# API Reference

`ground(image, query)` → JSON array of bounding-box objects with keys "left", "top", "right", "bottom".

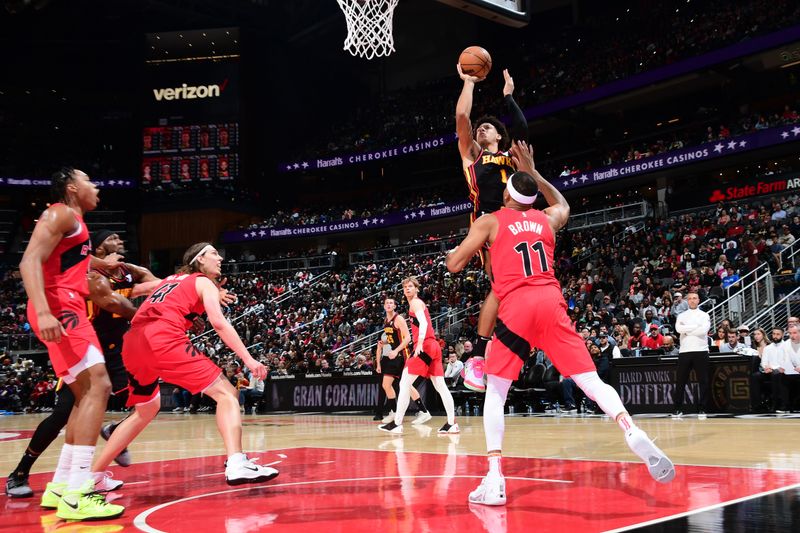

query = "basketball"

[{"left": 459, "top": 45, "right": 492, "bottom": 79}]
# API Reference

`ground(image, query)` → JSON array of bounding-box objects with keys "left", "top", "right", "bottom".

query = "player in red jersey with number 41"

[
  {"left": 93, "top": 242, "right": 279, "bottom": 486},
  {"left": 446, "top": 141, "right": 674, "bottom": 506}
]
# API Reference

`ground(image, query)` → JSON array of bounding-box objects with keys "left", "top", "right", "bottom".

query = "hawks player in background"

[
  {"left": 446, "top": 142, "right": 674, "bottom": 506},
  {"left": 18, "top": 167, "right": 125, "bottom": 520},
  {"left": 456, "top": 65, "right": 528, "bottom": 360},
  {"left": 375, "top": 297, "right": 430, "bottom": 425},
  {"left": 379, "top": 277, "right": 458, "bottom": 435},
  {"left": 92, "top": 242, "right": 278, "bottom": 486}
]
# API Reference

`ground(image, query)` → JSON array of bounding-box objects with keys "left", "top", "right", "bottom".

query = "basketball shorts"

[
  {"left": 488, "top": 285, "right": 596, "bottom": 381},
  {"left": 101, "top": 343, "right": 130, "bottom": 396},
  {"left": 27, "top": 291, "right": 104, "bottom": 382},
  {"left": 380, "top": 354, "right": 406, "bottom": 378},
  {"left": 122, "top": 324, "right": 221, "bottom": 406},
  {"left": 405, "top": 339, "right": 444, "bottom": 378}
]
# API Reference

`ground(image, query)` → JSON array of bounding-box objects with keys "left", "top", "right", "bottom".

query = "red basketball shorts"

[
  {"left": 405, "top": 338, "right": 444, "bottom": 378},
  {"left": 27, "top": 290, "right": 102, "bottom": 381},
  {"left": 122, "top": 324, "right": 222, "bottom": 406},
  {"left": 488, "top": 285, "right": 595, "bottom": 380}
]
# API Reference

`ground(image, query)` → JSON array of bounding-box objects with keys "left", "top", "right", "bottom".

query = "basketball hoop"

[{"left": 336, "top": 0, "right": 399, "bottom": 60}]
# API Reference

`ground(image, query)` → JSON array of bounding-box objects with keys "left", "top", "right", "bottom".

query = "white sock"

[
  {"left": 431, "top": 376, "right": 456, "bottom": 425},
  {"left": 52, "top": 444, "right": 74, "bottom": 484},
  {"left": 488, "top": 454, "right": 502, "bottom": 477},
  {"left": 484, "top": 375, "right": 512, "bottom": 451},
  {"left": 67, "top": 445, "right": 95, "bottom": 490},
  {"left": 227, "top": 452, "right": 247, "bottom": 466}
]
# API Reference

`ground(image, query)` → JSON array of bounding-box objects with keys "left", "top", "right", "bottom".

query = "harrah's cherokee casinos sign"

[{"left": 708, "top": 175, "right": 800, "bottom": 203}]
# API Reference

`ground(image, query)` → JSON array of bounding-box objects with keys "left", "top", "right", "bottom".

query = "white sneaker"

[
  {"left": 378, "top": 421, "right": 403, "bottom": 434},
  {"left": 225, "top": 456, "right": 280, "bottom": 486},
  {"left": 468, "top": 474, "right": 506, "bottom": 506},
  {"left": 92, "top": 471, "right": 124, "bottom": 492},
  {"left": 183, "top": 407, "right": 190, "bottom": 412},
  {"left": 381, "top": 411, "right": 396, "bottom": 424},
  {"left": 172, "top": 406, "right": 183, "bottom": 412},
  {"left": 411, "top": 411, "right": 432, "bottom": 425},
  {"left": 438, "top": 422, "right": 460, "bottom": 434},
  {"left": 625, "top": 427, "right": 676, "bottom": 483}
]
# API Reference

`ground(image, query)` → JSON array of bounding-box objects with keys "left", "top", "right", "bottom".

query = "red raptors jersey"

[
  {"left": 41, "top": 204, "right": 92, "bottom": 296},
  {"left": 489, "top": 207, "right": 559, "bottom": 300},
  {"left": 409, "top": 302, "right": 436, "bottom": 344},
  {"left": 131, "top": 273, "right": 206, "bottom": 334}
]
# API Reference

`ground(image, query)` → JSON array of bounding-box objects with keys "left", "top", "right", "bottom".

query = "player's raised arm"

[
  {"left": 502, "top": 69, "right": 528, "bottom": 143},
  {"left": 19, "top": 204, "right": 77, "bottom": 343},
  {"left": 197, "top": 275, "right": 266, "bottom": 380},
  {"left": 446, "top": 214, "right": 496, "bottom": 273},
  {"left": 456, "top": 64, "right": 484, "bottom": 164},
  {"left": 510, "top": 140, "right": 569, "bottom": 232}
]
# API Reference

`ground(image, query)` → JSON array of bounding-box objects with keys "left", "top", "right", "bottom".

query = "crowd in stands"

[{"left": 294, "top": 0, "right": 800, "bottom": 161}]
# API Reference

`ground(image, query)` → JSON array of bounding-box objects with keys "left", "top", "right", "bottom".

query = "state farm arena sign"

[{"left": 708, "top": 175, "right": 800, "bottom": 203}]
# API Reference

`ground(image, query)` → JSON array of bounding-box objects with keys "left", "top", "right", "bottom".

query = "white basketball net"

[{"left": 336, "top": 0, "right": 399, "bottom": 60}]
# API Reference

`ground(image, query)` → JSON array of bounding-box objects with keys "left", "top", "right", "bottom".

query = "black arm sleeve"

[{"left": 504, "top": 94, "right": 528, "bottom": 142}]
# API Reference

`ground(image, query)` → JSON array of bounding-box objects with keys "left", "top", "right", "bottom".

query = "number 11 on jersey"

[{"left": 514, "top": 241, "right": 548, "bottom": 277}]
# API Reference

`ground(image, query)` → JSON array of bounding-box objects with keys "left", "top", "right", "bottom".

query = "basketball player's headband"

[
  {"left": 189, "top": 244, "right": 215, "bottom": 265},
  {"left": 507, "top": 174, "right": 537, "bottom": 204}
]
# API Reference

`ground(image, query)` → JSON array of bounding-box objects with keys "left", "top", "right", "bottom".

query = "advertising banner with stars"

[
  {"left": 0, "top": 177, "right": 135, "bottom": 188},
  {"left": 222, "top": 201, "right": 473, "bottom": 243},
  {"left": 557, "top": 124, "right": 800, "bottom": 191}
]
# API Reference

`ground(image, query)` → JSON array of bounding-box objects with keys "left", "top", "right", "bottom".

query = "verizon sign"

[{"left": 152, "top": 80, "right": 228, "bottom": 101}]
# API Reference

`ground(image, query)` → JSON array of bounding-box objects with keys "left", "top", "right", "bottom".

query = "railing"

[
  {"left": 349, "top": 234, "right": 466, "bottom": 265},
  {"left": 223, "top": 255, "right": 335, "bottom": 273},
  {"left": 0, "top": 334, "right": 43, "bottom": 352},
  {"left": 700, "top": 264, "right": 774, "bottom": 328},
  {"left": 780, "top": 238, "right": 800, "bottom": 271},
  {"left": 745, "top": 283, "right": 800, "bottom": 332},
  {"left": 567, "top": 201, "right": 651, "bottom": 232}
]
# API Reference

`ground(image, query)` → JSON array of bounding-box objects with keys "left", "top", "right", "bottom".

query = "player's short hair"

[
  {"left": 180, "top": 241, "right": 213, "bottom": 274},
  {"left": 509, "top": 172, "right": 538, "bottom": 197},
  {"left": 473, "top": 116, "right": 510, "bottom": 151},
  {"left": 402, "top": 276, "right": 420, "bottom": 289},
  {"left": 51, "top": 166, "right": 76, "bottom": 203}
]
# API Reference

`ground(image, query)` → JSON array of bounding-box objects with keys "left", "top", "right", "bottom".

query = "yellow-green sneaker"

[
  {"left": 40, "top": 481, "right": 67, "bottom": 509},
  {"left": 56, "top": 480, "right": 124, "bottom": 521}
]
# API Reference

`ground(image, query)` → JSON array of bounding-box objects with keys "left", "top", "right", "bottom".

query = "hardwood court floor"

[{"left": 2, "top": 412, "right": 800, "bottom": 532}]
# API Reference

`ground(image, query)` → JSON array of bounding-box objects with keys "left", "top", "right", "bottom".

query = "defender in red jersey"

[
  {"left": 447, "top": 142, "right": 675, "bottom": 506},
  {"left": 378, "top": 277, "right": 458, "bottom": 435},
  {"left": 19, "top": 167, "right": 124, "bottom": 520},
  {"left": 456, "top": 65, "right": 529, "bottom": 363},
  {"left": 94, "top": 242, "right": 279, "bottom": 487}
]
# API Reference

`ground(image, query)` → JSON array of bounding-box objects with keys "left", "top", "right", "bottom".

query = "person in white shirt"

[
  {"left": 750, "top": 328, "right": 785, "bottom": 412},
  {"left": 775, "top": 324, "right": 800, "bottom": 413},
  {"left": 444, "top": 352, "right": 464, "bottom": 384},
  {"left": 672, "top": 291, "right": 711, "bottom": 417}
]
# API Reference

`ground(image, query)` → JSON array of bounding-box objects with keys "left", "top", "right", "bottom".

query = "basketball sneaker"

[
  {"left": 5, "top": 472, "right": 33, "bottom": 498},
  {"left": 381, "top": 410, "right": 396, "bottom": 424},
  {"left": 40, "top": 481, "right": 67, "bottom": 509},
  {"left": 225, "top": 456, "right": 280, "bottom": 486},
  {"left": 378, "top": 421, "right": 403, "bottom": 434},
  {"left": 92, "top": 471, "right": 124, "bottom": 492},
  {"left": 468, "top": 474, "right": 506, "bottom": 506},
  {"left": 411, "top": 411, "right": 432, "bottom": 425},
  {"left": 100, "top": 423, "right": 131, "bottom": 467},
  {"left": 437, "top": 423, "right": 460, "bottom": 434},
  {"left": 56, "top": 479, "right": 124, "bottom": 521},
  {"left": 625, "top": 427, "right": 675, "bottom": 483}
]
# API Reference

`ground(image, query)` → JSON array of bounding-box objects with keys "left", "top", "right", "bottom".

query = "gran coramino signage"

[
  {"left": 223, "top": 200, "right": 473, "bottom": 243},
  {"left": 278, "top": 133, "right": 457, "bottom": 172},
  {"left": 152, "top": 80, "right": 228, "bottom": 101},
  {"left": 558, "top": 124, "right": 800, "bottom": 191}
]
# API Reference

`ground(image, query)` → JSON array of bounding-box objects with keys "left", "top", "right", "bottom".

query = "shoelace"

[{"left": 86, "top": 491, "right": 109, "bottom": 505}]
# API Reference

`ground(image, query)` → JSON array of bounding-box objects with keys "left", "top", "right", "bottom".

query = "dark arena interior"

[{"left": 2, "top": 0, "right": 800, "bottom": 531}]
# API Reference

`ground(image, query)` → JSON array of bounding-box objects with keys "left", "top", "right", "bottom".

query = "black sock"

[
  {"left": 473, "top": 335, "right": 492, "bottom": 358},
  {"left": 389, "top": 398, "right": 397, "bottom": 411},
  {"left": 414, "top": 398, "right": 428, "bottom": 413},
  {"left": 12, "top": 451, "right": 38, "bottom": 477}
]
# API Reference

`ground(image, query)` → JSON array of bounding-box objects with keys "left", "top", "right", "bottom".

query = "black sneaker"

[
  {"left": 378, "top": 421, "right": 402, "bottom": 434},
  {"left": 372, "top": 414, "right": 384, "bottom": 421},
  {"left": 5, "top": 473, "right": 33, "bottom": 498}
]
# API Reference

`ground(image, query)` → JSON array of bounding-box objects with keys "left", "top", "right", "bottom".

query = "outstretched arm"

[
  {"left": 503, "top": 69, "right": 528, "bottom": 143},
  {"left": 446, "top": 214, "right": 495, "bottom": 273},
  {"left": 510, "top": 140, "right": 569, "bottom": 232},
  {"left": 456, "top": 64, "right": 483, "bottom": 164}
]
